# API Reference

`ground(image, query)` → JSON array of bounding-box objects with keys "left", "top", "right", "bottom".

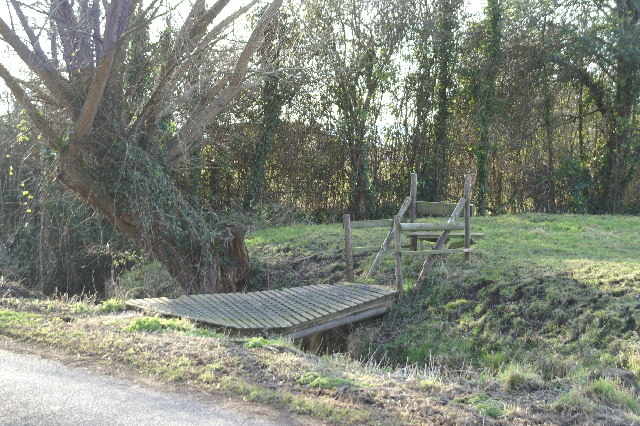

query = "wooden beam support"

[
  {"left": 367, "top": 196, "right": 411, "bottom": 278},
  {"left": 402, "top": 249, "right": 473, "bottom": 256},
  {"left": 284, "top": 305, "right": 390, "bottom": 339},
  {"left": 399, "top": 222, "right": 465, "bottom": 232},
  {"left": 410, "top": 172, "right": 417, "bottom": 251},
  {"left": 394, "top": 215, "right": 403, "bottom": 304},
  {"left": 352, "top": 246, "right": 381, "bottom": 254},
  {"left": 350, "top": 219, "right": 393, "bottom": 229}
]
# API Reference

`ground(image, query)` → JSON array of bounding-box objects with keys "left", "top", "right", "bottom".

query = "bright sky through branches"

[{"left": 0, "top": 0, "right": 487, "bottom": 113}]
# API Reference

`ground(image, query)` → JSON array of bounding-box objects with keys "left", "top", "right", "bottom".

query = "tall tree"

[
  {"left": 557, "top": 0, "right": 640, "bottom": 212},
  {"left": 0, "top": 0, "right": 282, "bottom": 294},
  {"left": 417, "top": 0, "right": 462, "bottom": 201},
  {"left": 305, "top": 0, "right": 405, "bottom": 219},
  {"left": 244, "top": 14, "right": 283, "bottom": 210},
  {"left": 467, "top": 0, "right": 503, "bottom": 215}
]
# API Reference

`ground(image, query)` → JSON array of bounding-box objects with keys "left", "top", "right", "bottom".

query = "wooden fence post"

[
  {"left": 394, "top": 215, "right": 403, "bottom": 303},
  {"left": 410, "top": 172, "right": 417, "bottom": 251},
  {"left": 343, "top": 214, "right": 354, "bottom": 281},
  {"left": 464, "top": 174, "right": 472, "bottom": 261}
]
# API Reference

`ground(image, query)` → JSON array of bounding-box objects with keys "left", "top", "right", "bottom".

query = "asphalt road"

[{"left": 0, "top": 348, "right": 302, "bottom": 426}]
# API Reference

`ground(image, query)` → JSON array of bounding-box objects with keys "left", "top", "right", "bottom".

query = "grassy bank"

[
  {"left": 1, "top": 213, "right": 639, "bottom": 424},
  {"left": 247, "top": 213, "right": 640, "bottom": 422}
]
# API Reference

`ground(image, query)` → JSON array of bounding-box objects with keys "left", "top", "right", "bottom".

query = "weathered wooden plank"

[
  {"left": 342, "top": 284, "right": 396, "bottom": 301},
  {"left": 238, "top": 292, "right": 287, "bottom": 329},
  {"left": 182, "top": 295, "right": 245, "bottom": 328},
  {"left": 278, "top": 288, "right": 332, "bottom": 318},
  {"left": 328, "top": 286, "right": 372, "bottom": 305},
  {"left": 185, "top": 295, "right": 230, "bottom": 327},
  {"left": 402, "top": 249, "right": 473, "bottom": 256},
  {"left": 244, "top": 293, "right": 292, "bottom": 327},
  {"left": 399, "top": 222, "right": 465, "bottom": 232},
  {"left": 285, "top": 305, "right": 391, "bottom": 339},
  {"left": 307, "top": 284, "right": 359, "bottom": 307},
  {"left": 352, "top": 246, "right": 380, "bottom": 254},
  {"left": 407, "top": 232, "right": 484, "bottom": 238},
  {"left": 350, "top": 219, "right": 393, "bottom": 229},
  {"left": 273, "top": 292, "right": 319, "bottom": 322},
  {"left": 229, "top": 292, "right": 278, "bottom": 329},
  {"left": 346, "top": 283, "right": 396, "bottom": 297},
  {"left": 416, "top": 201, "right": 475, "bottom": 217},
  {"left": 311, "top": 284, "right": 364, "bottom": 309},
  {"left": 341, "top": 283, "right": 395, "bottom": 299},
  {"left": 222, "top": 293, "right": 271, "bottom": 329},
  {"left": 241, "top": 292, "right": 293, "bottom": 329},
  {"left": 284, "top": 287, "right": 337, "bottom": 316},
  {"left": 190, "top": 294, "right": 252, "bottom": 329},
  {"left": 335, "top": 283, "right": 391, "bottom": 302},
  {"left": 258, "top": 290, "right": 310, "bottom": 324},
  {"left": 282, "top": 288, "right": 395, "bottom": 335}
]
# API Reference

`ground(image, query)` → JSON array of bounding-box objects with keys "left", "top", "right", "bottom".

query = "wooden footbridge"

[
  {"left": 126, "top": 282, "right": 396, "bottom": 338},
  {"left": 126, "top": 173, "right": 481, "bottom": 338}
]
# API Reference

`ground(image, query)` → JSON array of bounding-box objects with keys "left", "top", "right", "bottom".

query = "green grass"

[
  {"left": 244, "top": 337, "right": 269, "bottom": 348},
  {"left": 98, "top": 298, "right": 125, "bottom": 313},
  {"left": 123, "top": 316, "right": 191, "bottom": 332},
  {"left": 498, "top": 364, "right": 541, "bottom": 390},
  {"left": 328, "top": 214, "right": 640, "bottom": 377},
  {"left": 553, "top": 378, "right": 640, "bottom": 415},
  {"left": 297, "top": 372, "right": 355, "bottom": 389},
  {"left": 454, "top": 393, "right": 508, "bottom": 418},
  {"left": 588, "top": 378, "right": 640, "bottom": 413},
  {"left": 70, "top": 302, "right": 90, "bottom": 314}
]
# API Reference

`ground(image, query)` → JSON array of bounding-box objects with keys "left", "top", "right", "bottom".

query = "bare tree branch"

[
  {"left": 72, "top": 48, "right": 117, "bottom": 143},
  {"left": 0, "top": 63, "right": 60, "bottom": 148},
  {"left": 0, "top": 16, "right": 77, "bottom": 114},
  {"left": 132, "top": 0, "right": 255, "bottom": 148},
  {"left": 9, "top": 0, "right": 51, "bottom": 68},
  {"left": 170, "top": 0, "right": 283, "bottom": 161}
]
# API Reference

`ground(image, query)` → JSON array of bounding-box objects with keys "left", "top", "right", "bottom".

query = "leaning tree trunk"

[
  {"left": 0, "top": 0, "right": 282, "bottom": 295},
  {"left": 58, "top": 144, "right": 250, "bottom": 295}
]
